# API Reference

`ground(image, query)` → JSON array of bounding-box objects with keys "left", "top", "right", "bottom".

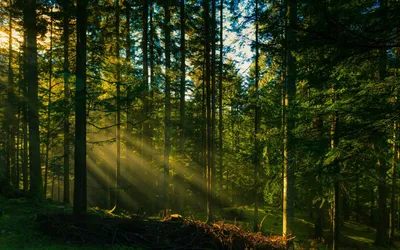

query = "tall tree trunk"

[
  {"left": 149, "top": 0, "right": 156, "bottom": 213},
  {"left": 280, "top": 0, "right": 286, "bottom": 213},
  {"left": 22, "top": 93, "right": 28, "bottom": 192},
  {"left": 331, "top": 84, "right": 340, "bottom": 250},
  {"left": 51, "top": 172, "right": 55, "bottom": 199},
  {"left": 8, "top": 0, "right": 16, "bottom": 189},
  {"left": 375, "top": 0, "right": 388, "bottom": 245},
  {"left": 204, "top": 0, "right": 213, "bottom": 223},
  {"left": 20, "top": 40, "right": 28, "bottom": 193},
  {"left": 390, "top": 122, "right": 396, "bottom": 244},
  {"left": 114, "top": 0, "right": 121, "bottom": 211},
  {"left": 16, "top": 104, "right": 21, "bottom": 188},
  {"left": 253, "top": 0, "right": 260, "bottom": 233},
  {"left": 178, "top": 0, "right": 186, "bottom": 212},
  {"left": 124, "top": 0, "right": 133, "bottom": 207},
  {"left": 24, "top": 0, "right": 43, "bottom": 200},
  {"left": 44, "top": 11, "right": 54, "bottom": 197},
  {"left": 211, "top": 0, "right": 217, "bottom": 219},
  {"left": 283, "top": 0, "right": 296, "bottom": 239},
  {"left": 201, "top": 59, "right": 207, "bottom": 210},
  {"left": 164, "top": 0, "right": 171, "bottom": 211},
  {"left": 143, "top": 0, "right": 152, "bottom": 211},
  {"left": 179, "top": 0, "right": 186, "bottom": 156},
  {"left": 63, "top": 0, "right": 71, "bottom": 204},
  {"left": 218, "top": 0, "right": 224, "bottom": 210},
  {"left": 73, "top": 0, "right": 88, "bottom": 215},
  {"left": 58, "top": 174, "right": 60, "bottom": 201},
  {"left": 142, "top": 0, "right": 150, "bottom": 175}
]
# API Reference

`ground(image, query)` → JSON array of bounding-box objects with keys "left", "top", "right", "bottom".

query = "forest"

[{"left": 0, "top": 0, "right": 400, "bottom": 249}]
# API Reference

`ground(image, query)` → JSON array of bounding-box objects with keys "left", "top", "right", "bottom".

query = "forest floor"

[
  {"left": 0, "top": 197, "right": 140, "bottom": 250},
  {"left": 198, "top": 205, "right": 400, "bottom": 249},
  {"left": 0, "top": 196, "right": 399, "bottom": 249}
]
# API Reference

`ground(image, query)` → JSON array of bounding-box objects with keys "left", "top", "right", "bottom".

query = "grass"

[{"left": 0, "top": 196, "right": 141, "bottom": 250}]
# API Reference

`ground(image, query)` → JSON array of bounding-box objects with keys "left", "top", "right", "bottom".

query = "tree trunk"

[
  {"left": 375, "top": 0, "right": 388, "bottom": 245},
  {"left": 204, "top": 0, "right": 213, "bottom": 223},
  {"left": 149, "top": 0, "right": 156, "bottom": 213},
  {"left": 253, "top": 0, "right": 260, "bottom": 233},
  {"left": 179, "top": 0, "right": 186, "bottom": 156},
  {"left": 124, "top": 0, "right": 133, "bottom": 208},
  {"left": 8, "top": 0, "right": 16, "bottom": 189},
  {"left": 58, "top": 174, "right": 60, "bottom": 201},
  {"left": 114, "top": 0, "right": 121, "bottom": 211},
  {"left": 22, "top": 100, "right": 28, "bottom": 192},
  {"left": 21, "top": 37, "right": 28, "bottom": 192},
  {"left": 202, "top": 58, "right": 207, "bottom": 211},
  {"left": 73, "top": 0, "right": 88, "bottom": 215},
  {"left": 63, "top": 0, "right": 71, "bottom": 204},
  {"left": 210, "top": 0, "right": 217, "bottom": 222},
  {"left": 283, "top": 0, "right": 296, "bottom": 239},
  {"left": 218, "top": 0, "right": 224, "bottom": 210},
  {"left": 390, "top": 123, "right": 397, "bottom": 243},
  {"left": 331, "top": 83, "right": 340, "bottom": 250},
  {"left": 24, "top": 0, "right": 43, "bottom": 200},
  {"left": 178, "top": 0, "right": 186, "bottom": 212},
  {"left": 44, "top": 11, "right": 54, "bottom": 197},
  {"left": 376, "top": 139, "right": 389, "bottom": 245},
  {"left": 163, "top": 0, "right": 171, "bottom": 211}
]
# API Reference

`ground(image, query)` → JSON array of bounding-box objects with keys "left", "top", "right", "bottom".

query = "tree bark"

[
  {"left": 114, "top": 0, "right": 121, "bottom": 211},
  {"left": 211, "top": 0, "right": 217, "bottom": 220},
  {"left": 63, "top": 0, "right": 71, "bottom": 204},
  {"left": 204, "top": 0, "right": 213, "bottom": 223},
  {"left": 8, "top": 0, "right": 16, "bottom": 189},
  {"left": 163, "top": 0, "right": 171, "bottom": 211},
  {"left": 375, "top": 0, "right": 388, "bottom": 245},
  {"left": 178, "top": 0, "right": 186, "bottom": 212},
  {"left": 44, "top": 10, "right": 54, "bottom": 197},
  {"left": 253, "top": 0, "right": 260, "bottom": 233},
  {"left": 24, "top": 0, "right": 43, "bottom": 200},
  {"left": 218, "top": 0, "right": 224, "bottom": 210},
  {"left": 283, "top": 0, "right": 296, "bottom": 239},
  {"left": 124, "top": 0, "right": 133, "bottom": 209},
  {"left": 73, "top": 0, "right": 88, "bottom": 215}
]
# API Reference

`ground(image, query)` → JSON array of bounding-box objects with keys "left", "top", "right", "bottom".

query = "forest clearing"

[{"left": 1, "top": 0, "right": 400, "bottom": 249}]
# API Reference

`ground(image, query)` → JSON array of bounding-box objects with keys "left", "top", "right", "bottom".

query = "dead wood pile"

[{"left": 36, "top": 213, "right": 289, "bottom": 249}]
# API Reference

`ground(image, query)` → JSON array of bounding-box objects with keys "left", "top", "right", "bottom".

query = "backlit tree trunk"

[{"left": 73, "top": 0, "right": 88, "bottom": 215}]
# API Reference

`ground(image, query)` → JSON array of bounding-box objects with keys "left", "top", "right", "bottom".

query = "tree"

[
  {"left": 375, "top": 0, "right": 389, "bottom": 245},
  {"left": 24, "top": 0, "right": 43, "bottom": 200},
  {"left": 218, "top": 0, "right": 224, "bottom": 210},
  {"left": 62, "top": 0, "right": 71, "bottom": 204},
  {"left": 282, "top": 0, "right": 296, "bottom": 238},
  {"left": 253, "top": 0, "right": 260, "bottom": 233},
  {"left": 114, "top": 0, "right": 121, "bottom": 211},
  {"left": 203, "top": 0, "right": 213, "bottom": 223},
  {"left": 73, "top": 0, "right": 88, "bottom": 215},
  {"left": 7, "top": 0, "right": 16, "bottom": 189},
  {"left": 163, "top": 0, "right": 171, "bottom": 211},
  {"left": 179, "top": 0, "right": 186, "bottom": 156},
  {"left": 44, "top": 7, "right": 54, "bottom": 197}
]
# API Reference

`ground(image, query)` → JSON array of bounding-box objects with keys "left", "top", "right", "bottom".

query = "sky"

[
  {"left": 0, "top": 1, "right": 256, "bottom": 80},
  {"left": 224, "top": 0, "right": 255, "bottom": 77}
]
